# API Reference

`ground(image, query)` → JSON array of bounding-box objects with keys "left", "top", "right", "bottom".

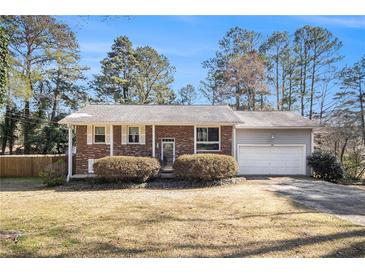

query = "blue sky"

[{"left": 60, "top": 16, "right": 365, "bottom": 103}]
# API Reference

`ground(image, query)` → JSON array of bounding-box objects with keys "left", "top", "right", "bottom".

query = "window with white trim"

[
  {"left": 196, "top": 127, "right": 220, "bottom": 151},
  {"left": 94, "top": 126, "right": 106, "bottom": 143},
  {"left": 128, "top": 126, "right": 140, "bottom": 143}
]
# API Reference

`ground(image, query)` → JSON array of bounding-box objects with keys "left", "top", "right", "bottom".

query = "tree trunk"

[
  {"left": 281, "top": 63, "right": 286, "bottom": 110},
  {"left": 309, "top": 48, "right": 317, "bottom": 120},
  {"left": 260, "top": 94, "right": 264, "bottom": 110},
  {"left": 358, "top": 80, "right": 365, "bottom": 146},
  {"left": 23, "top": 48, "right": 33, "bottom": 154},
  {"left": 235, "top": 84, "right": 240, "bottom": 110},
  {"left": 275, "top": 50, "right": 280, "bottom": 110},
  {"left": 300, "top": 44, "right": 308, "bottom": 117},
  {"left": 288, "top": 70, "right": 293, "bottom": 111},
  {"left": 23, "top": 100, "right": 31, "bottom": 154},
  {"left": 340, "top": 137, "right": 349, "bottom": 164},
  {"left": 0, "top": 103, "right": 9, "bottom": 154}
]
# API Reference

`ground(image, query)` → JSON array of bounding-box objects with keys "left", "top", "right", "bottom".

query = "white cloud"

[{"left": 302, "top": 16, "right": 365, "bottom": 28}]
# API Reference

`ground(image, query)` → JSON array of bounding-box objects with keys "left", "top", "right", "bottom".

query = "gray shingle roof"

[
  {"left": 58, "top": 104, "right": 241, "bottom": 125},
  {"left": 59, "top": 104, "right": 318, "bottom": 128},
  {"left": 234, "top": 111, "right": 318, "bottom": 128}
]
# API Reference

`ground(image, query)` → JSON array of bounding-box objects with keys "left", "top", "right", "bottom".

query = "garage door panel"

[{"left": 238, "top": 145, "right": 305, "bottom": 175}]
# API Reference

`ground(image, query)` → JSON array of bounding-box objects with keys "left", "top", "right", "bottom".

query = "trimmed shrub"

[
  {"left": 93, "top": 156, "right": 160, "bottom": 183},
  {"left": 307, "top": 151, "right": 344, "bottom": 182},
  {"left": 173, "top": 154, "right": 238, "bottom": 181},
  {"left": 39, "top": 159, "right": 66, "bottom": 187}
]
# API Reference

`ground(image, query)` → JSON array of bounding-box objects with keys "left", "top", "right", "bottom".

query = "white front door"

[
  {"left": 161, "top": 139, "right": 175, "bottom": 168},
  {"left": 237, "top": 145, "right": 306, "bottom": 175}
]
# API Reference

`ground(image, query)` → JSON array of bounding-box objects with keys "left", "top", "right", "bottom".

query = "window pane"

[
  {"left": 129, "top": 135, "right": 139, "bottom": 143},
  {"left": 95, "top": 135, "right": 105, "bottom": 143},
  {"left": 197, "top": 128, "right": 208, "bottom": 141},
  {"left": 128, "top": 127, "right": 139, "bottom": 143},
  {"left": 197, "top": 143, "right": 219, "bottom": 151},
  {"left": 129, "top": 127, "right": 139, "bottom": 135},
  {"left": 208, "top": 128, "right": 219, "bottom": 141},
  {"left": 95, "top": 127, "right": 105, "bottom": 135}
]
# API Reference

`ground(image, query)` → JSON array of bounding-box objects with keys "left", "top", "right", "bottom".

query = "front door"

[{"left": 161, "top": 139, "right": 175, "bottom": 169}]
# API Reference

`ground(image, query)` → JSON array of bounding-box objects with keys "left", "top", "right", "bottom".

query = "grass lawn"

[{"left": 0, "top": 177, "right": 364, "bottom": 258}]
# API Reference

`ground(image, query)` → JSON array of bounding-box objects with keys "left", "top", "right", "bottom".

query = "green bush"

[
  {"left": 342, "top": 150, "right": 365, "bottom": 180},
  {"left": 307, "top": 151, "right": 344, "bottom": 182},
  {"left": 39, "top": 159, "right": 66, "bottom": 187},
  {"left": 93, "top": 156, "right": 160, "bottom": 183},
  {"left": 173, "top": 153, "right": 238, "bottom": 181}
]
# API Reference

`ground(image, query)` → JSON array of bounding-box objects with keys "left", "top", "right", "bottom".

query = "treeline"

[{"left": 0, "top": 16, "right": 364, "bottom": 172}]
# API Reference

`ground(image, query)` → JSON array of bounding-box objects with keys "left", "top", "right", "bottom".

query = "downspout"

[
  {"left": 110, "top": 125, "right": 113, "bottom": 156},
  {"left": 67, "top": 125, "right": 73, "bottom": 182},
  {"left": 232, "top": 125, "right": 237, "bottom": 160},
  {"left": 152, "top": 125, "right": 156, "bottom": 157},
  {"left": 193, "top": 125, "right": 197, "bottom": 154}
]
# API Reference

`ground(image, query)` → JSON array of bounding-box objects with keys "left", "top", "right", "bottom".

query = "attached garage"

[
  {"left": 233, "top": 111, "right": 316, "bottom": 176},
  {"left": 237, "top": 144, "right": 306, "bottom": 175}
]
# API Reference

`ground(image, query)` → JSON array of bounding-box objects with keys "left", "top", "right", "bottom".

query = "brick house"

[{"left": 59, "top": 104, "right": 317, "bottom": 179}]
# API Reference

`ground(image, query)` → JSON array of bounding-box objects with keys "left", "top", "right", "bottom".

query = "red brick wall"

[
  {"left": 155, "top": 126, "right": 194, "bottom": 160},
  {"left": 75, "top": 125, "right": 233, "bottom": 174},
  {"left": 113, "top": 125, "right": 153, "bottom": 157},
  {"left": 75, "top": 125, "right": 110, "bottom": 174},
  {"left": 220, "top": 126, "right": 233, "bottom": 155}
]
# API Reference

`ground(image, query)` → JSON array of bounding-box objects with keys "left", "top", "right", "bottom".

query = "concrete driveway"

[{"left": 251, "top": 177, "right": 365, "bottom": 226}]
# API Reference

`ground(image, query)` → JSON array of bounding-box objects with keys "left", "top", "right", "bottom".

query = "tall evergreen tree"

[
  {"left": 294, "top": 26, "right": 342, "bottom": 119},
  {"left": 177, "top": 84, "right": 196, "bottom": 105},
  {"left": 93, "top": 38, "right": 175, "bottom": 104},
  {"left": 93, "top": 36, "right": 137, "bottom": 103},
  {"left": 260, "top": 31, "right": 289, "bottom": 110},
  {"left": 133, "top": 46, "right": 175, "bottom": 104},
  {"left": 0, "top": 16, "right": 82, "bottom": 153},
  {"left": 202, "top": 27, "right": 265, "bottom": 108},
  {"left": 335, "top": 56, "right": 365, "bottom": 145},
  {"left": 0, "top": 27, "right": 9, "bottom": 106}
]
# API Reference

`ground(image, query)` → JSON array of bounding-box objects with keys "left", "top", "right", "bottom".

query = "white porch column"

[
  {"left": 193, "top": 125, "right": 196, "bottom": 154},
  {"left": 67, "top": 125, "right": 73, "bottom": 182},
  {"left": 110, "top": 125, "right": 113, "bottom": 156},
  {"left": 152, "top": 125, "right": 156, "bottom": 157},
  {"left": 232, "top": 125, "right": 237, "bottom": 160}
]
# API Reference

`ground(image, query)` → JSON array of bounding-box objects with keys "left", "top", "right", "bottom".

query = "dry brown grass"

[{"left": 0, "top": 178, "right": 364, "bottom": 258}]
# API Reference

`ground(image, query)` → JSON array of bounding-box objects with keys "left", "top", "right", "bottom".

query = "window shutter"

[
  {"left": 87, "top": 125, "right": 93, "bottom": 144},
  {"left": 88, "top": 159, "right": 95, "bottom": 173},
  {"left": 139, "top": 125, "right": 146, "bottom": 144},
  {"left": 105, "top": 125, "right": 110, "bottom": 144},
  {"left": 121, "top": 125, "right": 127, "bottom": 144}
]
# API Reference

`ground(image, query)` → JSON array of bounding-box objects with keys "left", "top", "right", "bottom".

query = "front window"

[
  {"left": 94, "top": 126, "right": 105, "bottom": 143},
  {"left": 128, "top": 127, "right": 140, "bottom": 143},
  {"left": 196, "top": 127, "right": 220, "bottom": 151}
]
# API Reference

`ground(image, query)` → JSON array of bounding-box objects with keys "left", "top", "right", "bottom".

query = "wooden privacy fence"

[{"left": 0, "top": 154, "right": 67, "bottom": 177}]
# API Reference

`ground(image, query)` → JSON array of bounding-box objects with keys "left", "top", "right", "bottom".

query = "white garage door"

[{"left": 238, "top": 145, "right": 306, "bottom": 175}]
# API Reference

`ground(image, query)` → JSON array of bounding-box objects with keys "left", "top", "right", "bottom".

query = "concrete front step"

[{"left": 160, "top": 172, "right": 176, "bottom": 179}]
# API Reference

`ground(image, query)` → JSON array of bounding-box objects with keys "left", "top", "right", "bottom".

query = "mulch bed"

[{"left": 57, "top": 177, "right": 245, "bottom": 191}]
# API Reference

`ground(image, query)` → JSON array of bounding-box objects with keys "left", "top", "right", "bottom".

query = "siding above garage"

[{"left": 235, "top": 129, "right": 313, "bottom": 175}]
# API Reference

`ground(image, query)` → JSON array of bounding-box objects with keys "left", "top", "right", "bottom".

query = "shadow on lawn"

[
  {"left": 223, "top": 229, "right": 365, "bottom": 258},
  {"left": 2, "top": 212, "right": 364, "bottom": 258},
  {"left": 0, "top": 178, "right": 47, "bottom": 192},
  {"left": 39, "top": 229, "right": 365, "bottom": 258}
]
